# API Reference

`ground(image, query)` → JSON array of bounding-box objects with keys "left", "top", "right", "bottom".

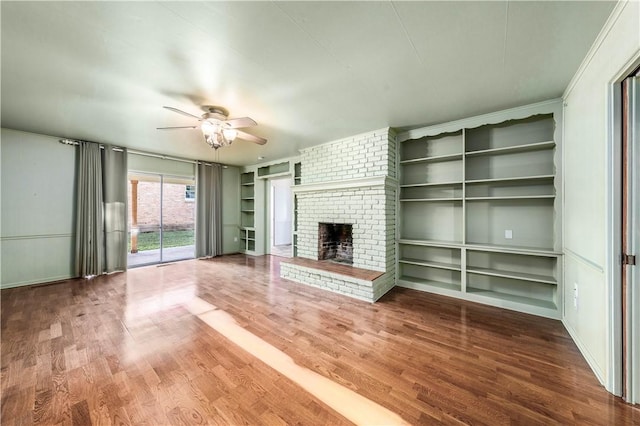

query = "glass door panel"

[
  {"left": 161, "top": 176, "right": 196, "bottom": 262},
  {"left": 128, "top": 172, "right": 161, "bottom": 267}
]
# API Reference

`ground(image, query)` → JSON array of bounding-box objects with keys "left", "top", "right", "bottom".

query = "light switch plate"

[{"left": 505, "top": 229, "right": 513, "bottom": 239}]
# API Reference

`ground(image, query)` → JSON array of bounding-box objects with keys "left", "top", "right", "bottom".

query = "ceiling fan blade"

[
  {"left": 156, "top": 126, "right": 199, "bottom": 130},
  {"left": 236, "top": 130, "right": 267, "bottom": 145},
  {"left": 224, "top": 117, "right": 257, "bottom": 128},
  {"left": 163, "top": 106, "right": 202, "bottom": 121}
]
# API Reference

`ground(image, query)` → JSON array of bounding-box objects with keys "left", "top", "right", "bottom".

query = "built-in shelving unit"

[
  {"left": 293, "top": 162, "right": 301, "bottom": 256},
  {"left": 240, "top": 228, "right": 256, "bottom": 252},
  {"left": 239, "top": 157, "right": 301, "bottom": 257},
  {"left": 240, "top": 171, "right": 256, "bottom": 253},
  {"left": 396, "top": 101, "right": 563, "bottom": 319}
]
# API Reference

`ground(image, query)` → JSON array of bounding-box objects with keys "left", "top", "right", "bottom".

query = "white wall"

[
  {"left": 562, "top": 0, "right": 639, "bottom": 388},
  {"left": 1, "top": 129, "right": 77, "bottom": 288}
]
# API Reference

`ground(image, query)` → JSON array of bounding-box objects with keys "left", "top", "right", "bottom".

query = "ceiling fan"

[{"left": 157, "top": 105, "right": 267, "bottom": 149}]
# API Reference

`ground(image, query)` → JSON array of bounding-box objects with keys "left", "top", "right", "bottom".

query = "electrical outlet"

[
  {"left": 234, "top": 237, "right": 238, "bottom": 242},
  {"left": 505, "top": 229, "right": 513, "bottom": 239},
  {"left": 573, "top": 283, "right": 579, "bottom": 309}
]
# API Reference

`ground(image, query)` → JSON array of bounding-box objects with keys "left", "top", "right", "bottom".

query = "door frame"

[
  {"left": 127, "top": 171, "right": 196, "bottom": 267},
  {"left": 265, "top": 175, "right": 294, "bottom": 256},
  {"left": 607, "top": 55, "right": 640, "bottom": 401}
]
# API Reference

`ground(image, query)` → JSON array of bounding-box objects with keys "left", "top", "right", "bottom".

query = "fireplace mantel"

[{"left": 291, "top": 176, "right": 397, "bottom": 194}]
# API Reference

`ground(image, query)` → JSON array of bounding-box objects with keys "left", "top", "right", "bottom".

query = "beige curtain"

[
  {"left": 195, "top": 162, "right": 222, "bottom": 258},
  {"left": 75, "top": 142, "right": 127, "bottom": 276}
]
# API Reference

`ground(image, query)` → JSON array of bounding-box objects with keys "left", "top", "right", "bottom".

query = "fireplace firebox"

[{"left": 318, "top": 223, "right": 353, "bottom": 264}]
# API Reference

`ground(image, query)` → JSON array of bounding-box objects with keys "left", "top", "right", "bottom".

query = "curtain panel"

[
  {"left": 195, "top": 162, "right": 222, "bottom": 258},
  {"left": 75, "top": 142, "right": 128, "bottom": 276}
]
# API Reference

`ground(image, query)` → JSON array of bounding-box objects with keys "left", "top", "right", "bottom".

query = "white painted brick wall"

[
  {"left": 283, "top": 128, "right": 397, "bottom": 301},
  {"left": 300, "top": 128, "right": 394, "bottom": 184}
]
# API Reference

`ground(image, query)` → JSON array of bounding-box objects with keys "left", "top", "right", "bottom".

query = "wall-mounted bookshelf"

[{"left": 397, "top": 102, "right": 563, "bottom": 319}]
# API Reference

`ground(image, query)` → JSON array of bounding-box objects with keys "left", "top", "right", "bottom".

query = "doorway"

[
  {"left": 269, "top": 177, "right": 293, "bottom": 257},
  {"left": 127, "top": 172, "right": 196, "bottom": 267}
]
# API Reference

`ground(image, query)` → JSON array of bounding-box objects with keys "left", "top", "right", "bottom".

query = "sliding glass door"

[
  {"left": 161, "top": 176, "right": 196, "bottom": 263},
  {"left": 127, "top": 172, "right": 195, "bottom": 267}
]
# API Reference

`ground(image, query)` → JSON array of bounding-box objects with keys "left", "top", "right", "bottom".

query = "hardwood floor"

[{"left": 2, "top": 254, "right": 638, "bottom": 425}]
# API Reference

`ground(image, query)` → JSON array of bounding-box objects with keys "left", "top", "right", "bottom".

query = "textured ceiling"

[{"left": 1, "top": 1, "right": 615, "bottom": 166}]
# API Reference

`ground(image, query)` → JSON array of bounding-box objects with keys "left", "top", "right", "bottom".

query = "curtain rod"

[{"left": 59, "top": 138, "right": 225, "bottom": 167}]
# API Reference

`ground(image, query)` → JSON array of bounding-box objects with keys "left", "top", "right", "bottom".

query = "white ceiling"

[{"left": 1, "top": 1, "right": 615, "bottom": 166}]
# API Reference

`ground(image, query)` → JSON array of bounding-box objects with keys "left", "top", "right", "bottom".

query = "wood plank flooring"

[{"left": 2, "top": 254, "right": 639, "bottom": 425}]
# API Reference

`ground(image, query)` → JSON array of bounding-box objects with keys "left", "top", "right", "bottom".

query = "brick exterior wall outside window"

[{"left": 128, "top": 181, "right": 195, "bottom": 231}]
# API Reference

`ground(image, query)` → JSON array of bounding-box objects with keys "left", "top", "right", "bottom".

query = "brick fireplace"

[
  {"left": 280, "top": 128, "right": 397, "bottom": 302},
  {"left": 318, "top": 223, "right": 353, "bottom": 264}
]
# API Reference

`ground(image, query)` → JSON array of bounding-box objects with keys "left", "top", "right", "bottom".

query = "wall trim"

[
  {"left": 0, "top": 233, "right": 73, "bottom": 241},
  {"left": 564, "top": 247, "right": 605, "bottom": 274},
  {"left": 292, "top": 176, "right": 397, "bottom": 194},
  {"left": 562, "top": 318, "right": 607, "bottom": 386},
  {"left": 1, "top": 274, "right": 76, "bottom": 290},
  {"left": 397, "top": 99, "right": 562, "bottom": 142},
  {"left": 563, "top": 0, "right": 629, "bottom": 99}
]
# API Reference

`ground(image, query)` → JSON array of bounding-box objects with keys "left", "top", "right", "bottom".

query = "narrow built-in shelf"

[
  {"left": 467, "top": 267, "right": 556, "bottom": 285},
  {"left": 399, "top": 239, "right": 464, "bottom": 249},
  {"left": 399, "top": 258, "right": 461, "bottom": 271},
  {"left": 400, "top": 197, "right": 463, "bottom": 202},
  {"left": 398, "top": 276, "right": 461, "bottom": 292},
  {"left": 258, "top": 171, "right": 290, "bottom": 180},
  {"left": 465, "top": 195, "right": 554, "bottom": 201},
  {"left": 400, "top": 153, "right": 463, "bottom": 164},
  {"left": 400, "top": 181, "right": 463, "bottom": 188},
  {"left": 466, "top": 175, "right": 554, "bottom": 184},
  {"left": 466, "top": 289, "right": 557, "bottom": 310},
  {"left": 241, "top": 197, "right": 255, "bottom": 200},
  {"left": 465, "top": 141, "right": 555, "bottom": 157},
  {"left": 241, "top": 182, "right": 255, "bottom": 186},
  {"left": 240, "top": 226, "right": 255, "bottom": 231},
  {"left": 466, "top": 243, "right": 561, "bottom": 256},
  {"left": 241, "top": 210, "right": 255, "bottom": 213}
]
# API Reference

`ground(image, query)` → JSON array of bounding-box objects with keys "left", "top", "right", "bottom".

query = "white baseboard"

[{"left": 1, "top": 274, "right": 75, "bottom": 290}]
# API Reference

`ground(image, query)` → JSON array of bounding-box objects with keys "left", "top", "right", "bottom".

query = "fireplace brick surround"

[{"left": 280, "top": 128, "right": 397, "bottom": 302}]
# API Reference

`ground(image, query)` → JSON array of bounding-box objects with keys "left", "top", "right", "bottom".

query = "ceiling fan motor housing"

[{"left": 202, "top": 105, "right": 229, "bottom": 121}]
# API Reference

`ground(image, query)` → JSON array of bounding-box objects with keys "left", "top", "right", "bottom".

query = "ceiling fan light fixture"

[
  {"left": 222, "top": 128, "right": 237, "bottom": 142},
  {"left": 200, "top": 120, "right": 235, "bottom": 149},
  {"left": 160, "top": 105, "right": 267, "bottom": 148}
]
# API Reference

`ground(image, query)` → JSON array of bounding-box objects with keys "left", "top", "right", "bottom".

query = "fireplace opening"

[{"left": 318, "top": 223, "right": 353, "bottom": 264}]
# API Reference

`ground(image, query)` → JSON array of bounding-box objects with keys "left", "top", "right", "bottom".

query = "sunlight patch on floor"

[{"left": 186, "top": 297, "right": 408, "bottom": 426}]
